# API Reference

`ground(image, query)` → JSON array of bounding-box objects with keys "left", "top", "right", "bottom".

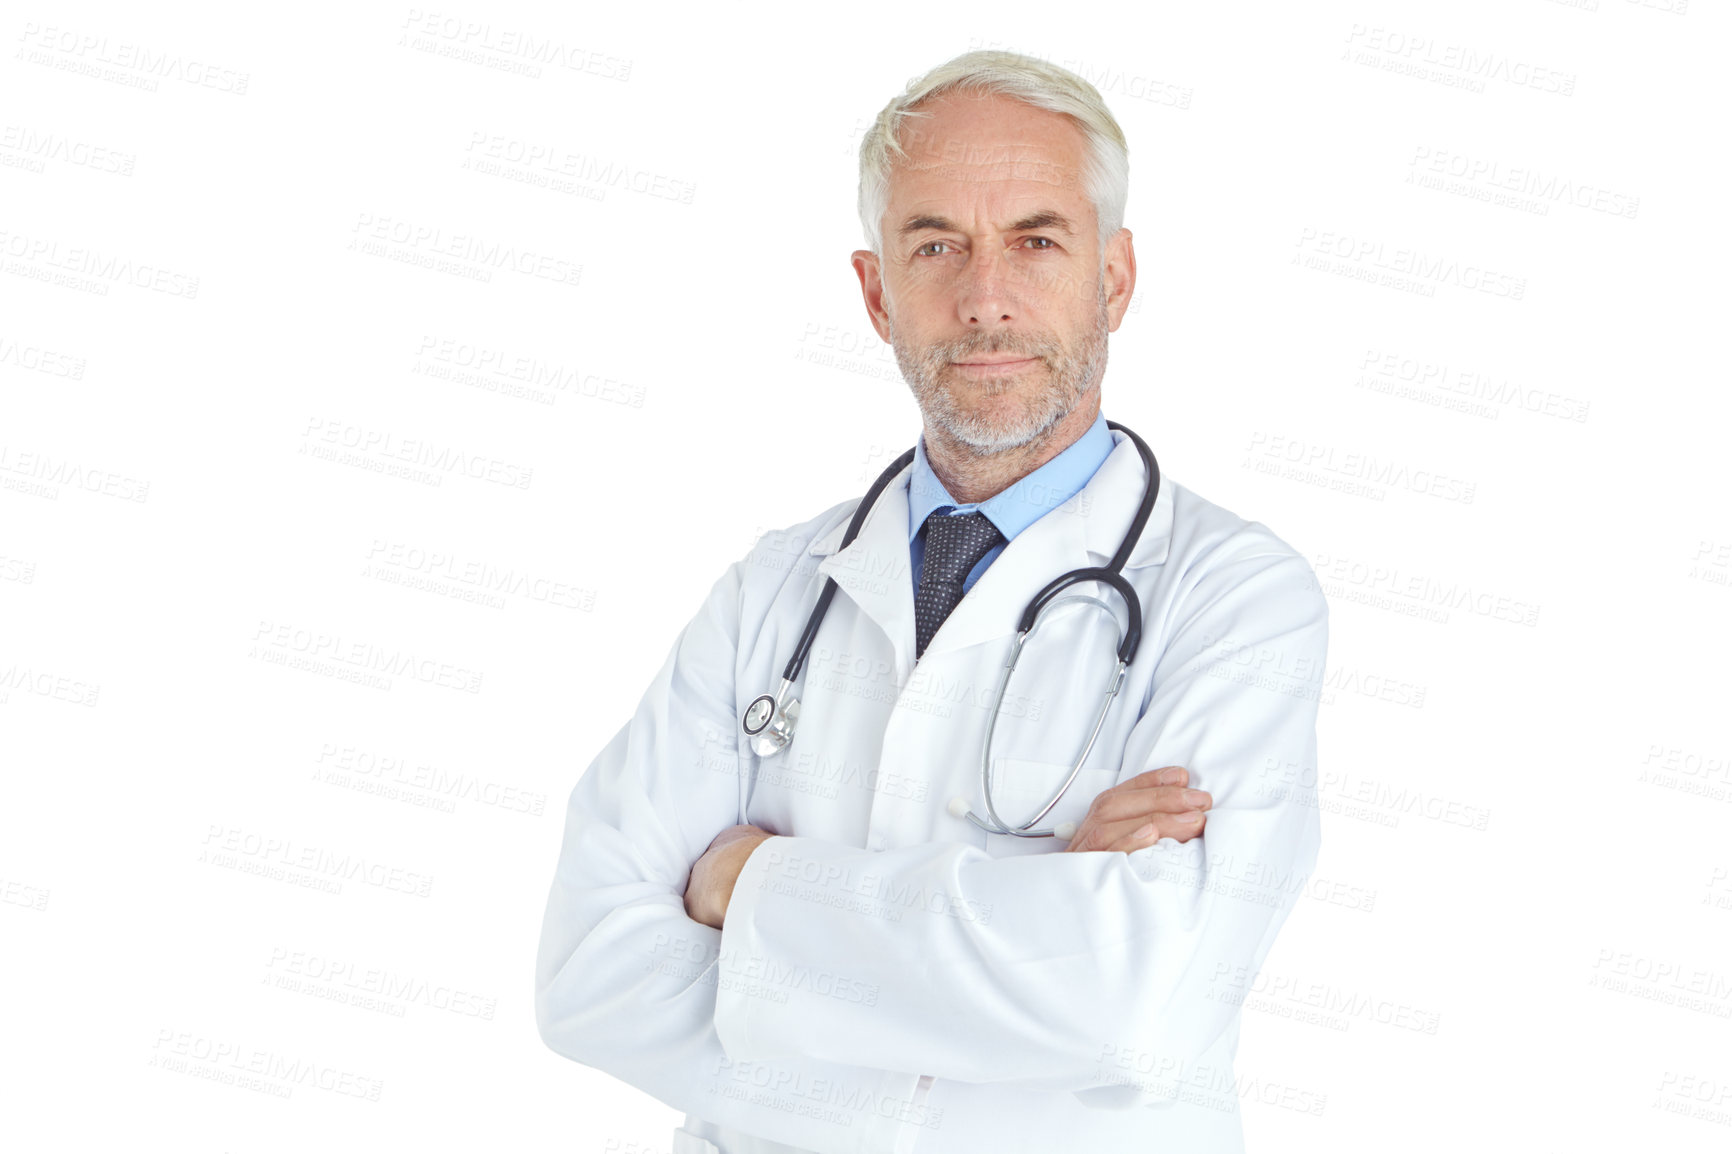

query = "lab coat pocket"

[{"left": 982, "top": 759, "right": 1118, "bottom": 856}]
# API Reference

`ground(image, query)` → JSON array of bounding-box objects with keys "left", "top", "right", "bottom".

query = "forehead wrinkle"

[{"left": 889, "top": 167, "right": 1089, "bottom": 241}]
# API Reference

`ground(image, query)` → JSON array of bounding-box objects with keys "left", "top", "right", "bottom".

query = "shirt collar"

[{"left": 907, "top": 412, "right": 1115, "bottom": 544}]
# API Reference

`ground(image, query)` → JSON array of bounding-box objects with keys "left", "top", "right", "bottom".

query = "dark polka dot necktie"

[{"left": 915, "top": 511, "right": 1005, "bottom": 659}]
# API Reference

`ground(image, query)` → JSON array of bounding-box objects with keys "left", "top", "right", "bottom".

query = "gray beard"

[{"left": 888, "top": 282, "right": 1110, "bottom": 455}]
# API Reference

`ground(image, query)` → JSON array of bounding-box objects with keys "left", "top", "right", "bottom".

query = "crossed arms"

[{"left": 535, "top": 532, "right": 1326, "bottom": 1141}]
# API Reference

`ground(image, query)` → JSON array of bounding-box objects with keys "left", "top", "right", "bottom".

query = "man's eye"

[
  {"left": 916, "top": 241, "right": 951, "bottom": 257},
  {"left": 1023, "top": 236, "right": 1055, "bottom": 249}
]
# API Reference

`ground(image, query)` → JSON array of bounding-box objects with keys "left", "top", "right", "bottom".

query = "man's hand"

[
  {"left": 1062, "top": 765, "right": 1211, "bottom": 853},
  {"left": 684, "top": 824, "right": 777, "bottom": 929}
]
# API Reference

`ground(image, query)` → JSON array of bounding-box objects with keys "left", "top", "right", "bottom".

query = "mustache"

[{"left": 918, "top": 331, "right": 1059, "bottom": 364}]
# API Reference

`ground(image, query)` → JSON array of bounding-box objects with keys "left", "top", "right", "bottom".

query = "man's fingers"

[
  {"left": 1069, "top": 809, "right": 1205, "bottom": 852},
  {"left": 1105, "top": 820, "right": 1159, "bottom": 853},
  {"left": 1056, "top": 766, "right": 1211, "bottom": 852},
  {"left": 1090, "top": 783, "right": 1212, "bottom": 822},
  {"left": 1121, "top": 765, "right": 1189, "bottom": 790}
]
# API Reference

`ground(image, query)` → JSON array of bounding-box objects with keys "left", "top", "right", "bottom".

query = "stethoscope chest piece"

[
  {"left": 743, "top": 679, "right": 799, "bottom": 757},
  {"left": 742, "top": 695, "right": 775, "bottom": 735}
]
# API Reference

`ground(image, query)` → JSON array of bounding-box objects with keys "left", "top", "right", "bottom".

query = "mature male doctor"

[{"left": 537, "top": 50, "right": 1328, "bottom": 1154}]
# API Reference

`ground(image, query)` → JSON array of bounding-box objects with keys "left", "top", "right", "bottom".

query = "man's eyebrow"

[
  {"left": 897, "top": 211, "right": 1077, "bottom": 236},
  {"left": 1008, "top": 211, "right": 1076, "bottom": 235},
  {"left": 899, "top": 214, "right": 957, "bottom": 235}
]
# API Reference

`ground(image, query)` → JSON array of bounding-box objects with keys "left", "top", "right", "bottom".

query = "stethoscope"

[{"left": 741, "top": 420, "right": 1160, "bottom": 840}]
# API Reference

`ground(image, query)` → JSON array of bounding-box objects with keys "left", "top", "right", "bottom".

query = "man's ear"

[
  {"left": 1103, "top": 229, "right": 1137, "bottom": 332},
  {"left": 852, "top": 249, "right": 891, "bottom": 342}
]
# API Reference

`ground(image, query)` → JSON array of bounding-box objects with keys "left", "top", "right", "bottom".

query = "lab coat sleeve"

[
  {"left": 534, "top": 560, "right": 923, "bottom": 1154},
  {"left": 712, "top": 535, "right": 1327, "bottom": 1108}
]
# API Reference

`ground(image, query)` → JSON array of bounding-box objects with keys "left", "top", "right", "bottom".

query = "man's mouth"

[{"left": 950, "top": 357, "right": 1039, "bottom": 375}]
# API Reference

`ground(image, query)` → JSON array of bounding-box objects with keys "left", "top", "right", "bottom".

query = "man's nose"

[{"left": 956, "top": 248, "right": 1016, "bottom": 326}]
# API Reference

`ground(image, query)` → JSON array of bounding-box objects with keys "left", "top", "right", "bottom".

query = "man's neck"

[{"left": 923, "top": 394, "right": 1102, "bottom": 506}]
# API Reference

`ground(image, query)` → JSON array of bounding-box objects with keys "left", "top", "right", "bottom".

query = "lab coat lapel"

[
  {"left": 810, "top": 465, "right": 918, "bottom": 674},
  {"left": 920, "top": 430, "right": 1173, "bottom": 661}
]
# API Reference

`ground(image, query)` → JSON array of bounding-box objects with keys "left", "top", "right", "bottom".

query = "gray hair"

[{"left": 857, "top": 49, "right": 1130, "bottom": 255}]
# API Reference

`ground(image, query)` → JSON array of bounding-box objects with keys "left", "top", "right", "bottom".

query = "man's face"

[{"left": 852, "top": 91, "right": 1136, "bottom": 455}]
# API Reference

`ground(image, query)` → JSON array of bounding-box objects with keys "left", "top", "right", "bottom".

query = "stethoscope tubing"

[
  {"left": 742, "top": 420, "right": 1160, "bottom": 835},
  {"left": 778, "top": 446, "right": 917, "bottom": 686}
]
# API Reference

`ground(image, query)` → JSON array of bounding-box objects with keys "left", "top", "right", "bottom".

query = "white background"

[{"left": 3, "top": 0, "right": 1729, "bottom": 1150}]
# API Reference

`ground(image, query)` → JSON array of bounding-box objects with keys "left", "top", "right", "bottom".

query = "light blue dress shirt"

[{"left": 908, "top": 412, "right": 1116, "bottom": 598}]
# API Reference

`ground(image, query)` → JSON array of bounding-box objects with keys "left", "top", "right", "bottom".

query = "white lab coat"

[{"left": 536, "top": 428, "right": 1328, "bottom": 1154}]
